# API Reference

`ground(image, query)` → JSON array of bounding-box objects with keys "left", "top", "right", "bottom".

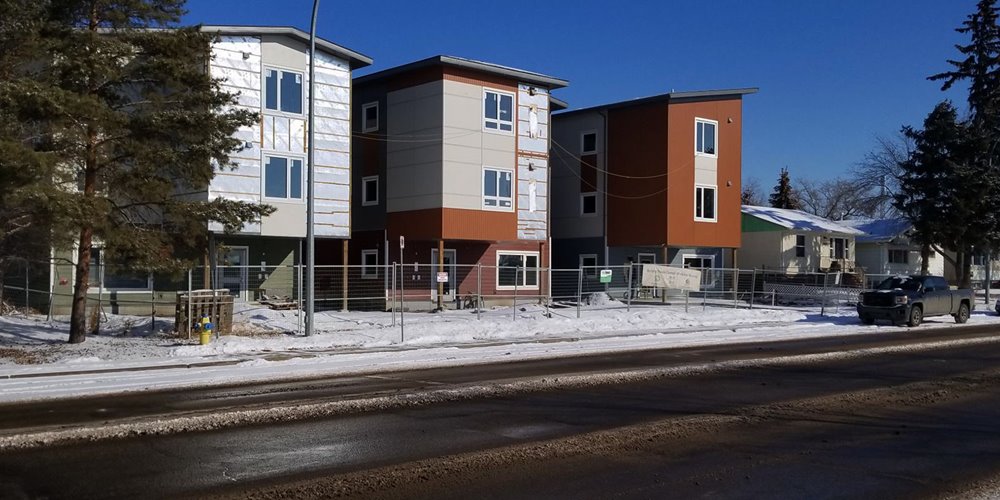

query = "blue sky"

[{"left": 184, "top": 0, "right": 974, "bottom": 185}]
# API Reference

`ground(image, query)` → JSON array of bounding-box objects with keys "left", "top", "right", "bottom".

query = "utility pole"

[{"left": 304, "top": 0, "right": 319, "bottom": 336}]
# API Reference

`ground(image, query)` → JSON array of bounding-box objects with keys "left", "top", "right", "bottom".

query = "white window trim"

[
  {"left": 695, "top": 117, "right": 718, "bottom": 157},
  {"left": 580, "top": 254, "right": 598, "bottom": 279},
  {"left": 263, "top": 66, "right": 305, "bottom": 117},
  {"left": 86, "top": 247, "right": 153, "bottom": 293},
  {"left": 495, "top": 251, "right": 540, "bottom": 290},
  {"left": 362, "top": 101, "right": 379, "bottom": 133},
  {"left": 794, "top": 234, "right": 807, "bottom": 258},
  {"left": 362, "top": 175, "right": 379, "bottom": 207},
  {"left": 361, "top": 249, "right": 379, "bottom": 278},
  {"left": 682, "top": 254, "right": 716, "bottom": 286},
  {"left": 580, "top": 192, "right": 597, "bottom": 217},
  {"left": 580, "top": 130, "right": 598, "bottom": 154},
  {"left": 262, "top": 153, "right": 306, "bottom": 203},
  {"left": 694, "top": 184, "right": 718, "bottom": 222},
  {"left": 482, "top": 166, "right": 515, "bottom": 212},
  {"left": 483, "top": 88, "right": 515, "bottom": 135},
  {"left": 888, "top": 248, "right": 910, "bottom": 265}
]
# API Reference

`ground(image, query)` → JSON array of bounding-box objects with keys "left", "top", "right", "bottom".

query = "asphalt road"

[{"left": 1, "top": 325, "right": 1000, "bottom": 499}]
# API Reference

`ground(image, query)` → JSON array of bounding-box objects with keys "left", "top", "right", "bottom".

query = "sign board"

[
  {"left": 641, "top": 264, "right": 701, "bottom": 292},
  {"left": 436, "top": 272, "right": 449, "bottom": 283},
  {"left": 399, "top": 235, "right": 405, "bottom": 249},
  {"left": 599, "top": 269, "right": 613, "bottom": 283}
]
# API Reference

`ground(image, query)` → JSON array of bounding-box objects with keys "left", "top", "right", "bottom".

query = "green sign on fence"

[{"left": 599, "top": 269, "right": 613, "bottom": 283}]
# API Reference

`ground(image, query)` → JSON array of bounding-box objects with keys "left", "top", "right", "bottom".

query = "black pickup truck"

[{"left": 857, "top": 275, "right": 974, "bottom": 327}]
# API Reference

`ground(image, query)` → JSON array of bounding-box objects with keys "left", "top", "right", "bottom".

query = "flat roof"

[
  {"left": 556, "top": 87, "right": 758, "bottom": 117},
  {"left": 201, "top": 25, "right": 372, "bottom": 70},
  {"left": 355, "top": 55, "right": 568, "bottom": 89}
]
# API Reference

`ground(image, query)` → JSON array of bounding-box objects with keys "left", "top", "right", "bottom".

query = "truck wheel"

[
  {"left": 907, "top": 306, "right": 923, "bottom": 327},
  {"left": 860, "top": 315, "right": 875, "bottom": 325},
  {"left": 955, "top": 303, "right": 970, "bottom": 324}
]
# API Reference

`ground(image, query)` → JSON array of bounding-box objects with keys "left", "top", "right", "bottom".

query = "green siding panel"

[{"left": 742, "top": 213, "right": 785, "bottom": 233}]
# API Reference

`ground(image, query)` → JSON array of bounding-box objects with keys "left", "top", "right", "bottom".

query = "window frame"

[
  {"left": 263, "top": 66, "right": 305, "bottom": 116},
  {"left": 580, "top": 130, "right": 598, "bottom": 154},
  {"left": 695, "top": 118, "right": 718, "bottom": 157},
  {"left": 362, "top": 101, "right": 379, "bottom": 133},
  {"left": 361, "top": 249, "right": 379, "bottom": 278},
  {"left": 580, "top": 192, "right": 597, "bottom": 217},
  {"left": 495, "top": 251, "right": 540, "bottom": 290},
  {"left": 795, "top": 234, "right": 806, "bottom": 258},
  {"left": 579, "top": 254, "right": 598, "bottom": 279},
  {"left": 362, "top": 175, "right": 379, "bottom": 207},
  {"left": 829, "top": 237, "right": 850, "bottom": 260},
  {"left": 682, "top": 254, "right": 716, "bottom": 287},
  {"left": 482, "top": 166, "right": 514, "bottom": 211},
  {"left": 483, "top": 88, "right": 515, "bottom": 135},
  {"left": 694, "top": 184, "right": 718, "bottom": 222},
  {"left": 87, "top": 248, "right": 153, "bottom": 292},
  {"left": 888, "top": 248, "right": 909, "bottom": 264},
  {"left": 262, "top": 153, "right": 305, "bottom": 202}
]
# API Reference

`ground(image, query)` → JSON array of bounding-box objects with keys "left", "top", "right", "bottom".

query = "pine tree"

[
  {"left": 0, "top": 0, "right": 273, "bottom": 343},
  {"left": 768, "top": 167, "right": 800, "bottom": 209}
]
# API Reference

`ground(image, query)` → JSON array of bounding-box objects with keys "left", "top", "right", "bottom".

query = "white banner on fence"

[{"left": 641, "top": 265, "right": 701, "bottom": 291}]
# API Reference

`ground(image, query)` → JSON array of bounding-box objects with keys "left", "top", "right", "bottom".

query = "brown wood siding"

[
  {"left": 580, "top": 153, "right": 598, "bottom": 193},
  {"left": 442, "top": 67, "right": 518, "bottom": 92},
  {"left": 665, "top": 98, "right": 743, "bottom": 249},
  {"left": 607, "top": 103, "right": 669, "bottom": 247}
]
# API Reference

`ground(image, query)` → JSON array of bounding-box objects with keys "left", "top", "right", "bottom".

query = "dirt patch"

[{"left": 0, "top": 347, "right": 47, "bottom": 365}]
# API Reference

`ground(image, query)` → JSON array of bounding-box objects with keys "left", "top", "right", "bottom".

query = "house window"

[
  {"left": 695, "top": 118, "right": 717, "bottom": 156},
  {"left": 695, "top": 185, "right": 717, "bottom": 221},
  {"left": 496, "top": 252, "right": 539, "bottom": 289},
  {"left": 484, "top": 89, "right": 514, "bottom": 133},
  {"left": 888, "top": 249, "right": 909, "bottom": 264},
  {"left": 581, "top": 132, "right": 597, "bottom": 154},
  {"left": 581, "top": 193, "right": 597, "bottom": 216},
  {"left": 362, "top": 175, "right": 379, "bottom": 206},
  {"left": 830, "top": 238, "right": 849, "bottom": 260},
  {"left": 264, "top": 68, "right": 303, "bottom": 114},
  {"left": 361, "top": 249, "right": 378, "bottom": 278},
  {"left": 483, "top": 167, "right": 513, "bottom": 210},
  {"left": 264, "top": 155, "right": 303, "bottom": 200},
  {"left": 683, "top": 255, "right": 715, "bottom": 287},
  {"left": 795, "top": 235, "right": 806, "bottom": 258},
  {"left": 362, "top": 102, "right": 379, "bottom": 132},
  {"left": 580, "top": 254, "right": 597, "bottom": 278},
  {"left": 89, "top": 249, "right": 152, "bottom": 291}
]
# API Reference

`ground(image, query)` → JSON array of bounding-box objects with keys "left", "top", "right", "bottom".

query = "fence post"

[
  {"left": 576, "top": 268, "right": 583, "bottom": 319},
  {"left": 96, "top": 263, "right": 104, "bottom": 329},
  {"left": 476, "top": 263, "right": 482, "bottom": 321},
  {"left": 187, "top": 269, "right": 193, "bottom": 339},
  {"left": 24, "top": 264, "right": 29, "bottom": 312},
  {"left": 772, "top": 289, "right": 776, "bottom": 307},
  {"left": 297, "top": 262, "right": 303, "bottom": 335},
  {"left": 625, "top": 264, "right": 632, "bottom": 313},
  {"left": 513, "top": 266, "right": 518, "bottom": 321},
  {"left": 400, "top": 262, "right": 405, "bottom": 344},
  {"left": 685, "top": 288, "right": 689, "bottom": 313},
  {"left": 733, "top": 268, "right": 739, "bottom": 308},
  {"left": 391, "top": 263, "right": 396, "bottom": 327},
  {"left": 150, "top": 276, "right": 156, "bottom": 336},
  {"left": 749, "top": 269, "right": 756, "bottom": 310},
  {"left": 546, "top": 266, "right": 552, "bottom": 318},
  {"left": 821, "top": 272, "right": 829, "bottom": 316}
]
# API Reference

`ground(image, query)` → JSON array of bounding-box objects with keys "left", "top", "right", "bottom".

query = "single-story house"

[
  {"left": 839, "top": 218, "right": 944, "bottom": 283},
  {"left": 739, "top": 205, "right": 864, "bottom": 273}
]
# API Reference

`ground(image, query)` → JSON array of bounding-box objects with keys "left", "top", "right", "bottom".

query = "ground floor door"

[
  {"left": 430, "top": 249, "right": 457, "bottom": 301},
  {"left": 217, "top": 246, "right": 249, "bottom": 300}
]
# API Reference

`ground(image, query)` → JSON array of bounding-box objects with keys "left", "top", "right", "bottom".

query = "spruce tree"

[
  {"left": 0, "top": 0, "right": 273, "bottom": 343},
  {"left": 769, "top": 167, "right": 800, "bottom": 209}
]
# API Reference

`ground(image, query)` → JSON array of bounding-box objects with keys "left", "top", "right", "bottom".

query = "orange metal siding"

[
  {"left": 665, "top": 99, "right": 743, "bottom": 249},
  {"left": 387, "top": 208, "right": 517, "bottom": 242},
  {"left": 607, "top": 103, "right": 669, "bottom": 247}
]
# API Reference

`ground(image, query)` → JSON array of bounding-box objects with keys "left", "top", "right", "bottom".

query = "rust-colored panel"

[
  {"left": 386, "top": 208, "right": 517, "bottom": 243},
  {"left": 387, "top": 208, "right": 444, "bottom": 243},
  {"left": 607, "top": 103, "right": 669, "bottom": 247},
  {"left": 443, "top": 67, "right": 518, "bottom": 92},
  {"left": 580, "top": 153, "right": 598, "bottom": 193},
  {"left": 665, "top": 98, "right": 744, "bottom": 249}
]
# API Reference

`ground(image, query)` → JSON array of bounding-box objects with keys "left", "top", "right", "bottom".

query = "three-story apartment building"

[{"left": 348, "top": 56, "right": 567, "bottom": 305}]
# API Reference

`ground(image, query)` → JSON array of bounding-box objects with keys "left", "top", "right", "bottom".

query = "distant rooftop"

[
  {"left": 840, "top": 218, "right": 913, "bottom": 243},
  {"left": 742, "top": 205, "right": 864, "bottom": 236},
  {"left": 201, "top": 25, "right": 372, "bottom": 69},
  {"left": 354, "top": 55, "right": 568, "bottom": 89},
  {"left": 556, "top": 87, "right": 758, "bottom": 117}
]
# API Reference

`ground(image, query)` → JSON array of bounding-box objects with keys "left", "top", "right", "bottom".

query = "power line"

[{"left": 550, "top": 139, "right": 668, "bottom": 179}]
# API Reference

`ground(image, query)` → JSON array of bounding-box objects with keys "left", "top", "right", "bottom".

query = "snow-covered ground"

[{"left": 1, "top": 299, "right": 999, "bottom": 403}]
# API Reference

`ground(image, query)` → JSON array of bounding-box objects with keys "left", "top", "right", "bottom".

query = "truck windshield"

[{"left": 876, "top": 277, "right": 922, "bottom": 291}]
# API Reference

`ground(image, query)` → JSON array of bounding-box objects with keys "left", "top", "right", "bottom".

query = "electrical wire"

[{"left": 550, "top": 139, "right": 668, "bottom": 179}]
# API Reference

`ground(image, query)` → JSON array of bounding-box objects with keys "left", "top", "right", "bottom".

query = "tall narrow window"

[
  {"left": 264, "top": 68, "right": 303, "bottom": 114},
  {"left": 361, "top": 250, "right": 378, "bottom": 278},
  {"left": 581, "top": 193, "right": 597, "bottom": 216},
  {"left": 581, "top": 132, "right": 597, "bottom": 154},
  {"left": 695, "top": 185, "right": 717, "bottom": 221},
  {"left": 695, "top": 118, "right": 718, "bottom": 156},
  {"left": 795, "top": 235, "right": 806, "bottom": 257},
  {"left": 483, "top": 167, "right": 513, "bottom": 210},
  {"left": 484, "top": 89, "right": 514, "bottom": 133},
  {"left": 362, "top": 102, "right": 379, "bottom": 132},
  {"left": 362, "top": 176, "right": 379, "bottom": 206}
]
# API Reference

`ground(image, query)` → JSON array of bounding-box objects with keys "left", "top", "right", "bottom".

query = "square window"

[
  {"left": 264, "top": 68, "right": 303, "bottom": 115},
  {"left": 264, "top": 155, "right": 303, "bottom": 200},
  {"left": 362, "top": 176, "right": 379, "bottom": 206},
  {"left": 496, "top": 252, "right": 540, "bottom": 289},
  {"left": 483, "top": 167, "right": 513, "bottom": 210},
  {"left": 582, "top": 132, "right": 597, "bottom": 154},
  {"left": 581, "top": 193, "right": 596, "bottom": 215},
  {"left": 695, "top": 185, "right": 717, "bottom": 221},
  {"left": 484, "top": 89, "right": 515, "bottom": 133},
  {"left": 362, "top": 102, "right": 379, "bottom": 132},
  {"left": 696, "top": 119, "right": 717, "bottom": 156},
  {"left": 580, "top": 254, "right": 597, "bottom": 278}
]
